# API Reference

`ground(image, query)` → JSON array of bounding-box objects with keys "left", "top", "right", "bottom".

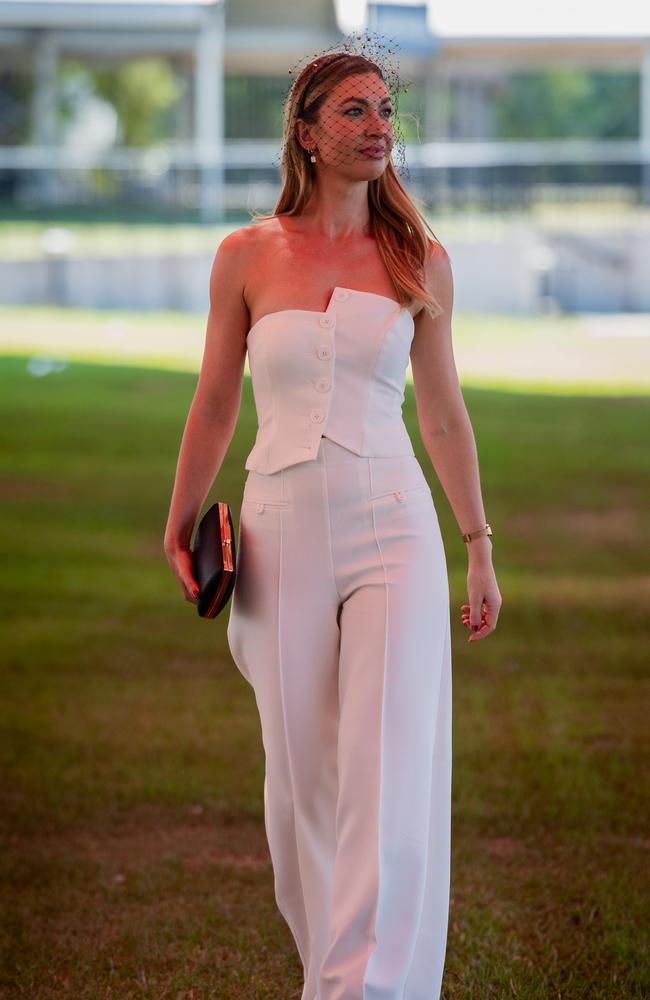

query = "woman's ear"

[{"left": 295, "top": 119, "right": 313, "bottom": 153}]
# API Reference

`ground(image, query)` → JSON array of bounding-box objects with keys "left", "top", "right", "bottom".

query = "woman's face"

[{"left": 304, "top": 72, "right": 395, "bottom": 175}]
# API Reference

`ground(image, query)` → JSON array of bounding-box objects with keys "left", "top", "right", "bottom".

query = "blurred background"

[{"left": 1, "top": 2, "right": 649, "bottom": 998}]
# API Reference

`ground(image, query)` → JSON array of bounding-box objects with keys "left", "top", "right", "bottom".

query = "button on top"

[
  {"left": 319, "top": 315, "right": 335, "bottom": 329},
  {"left": 334, "top": 289, "right": 349, "bottom": 301}
]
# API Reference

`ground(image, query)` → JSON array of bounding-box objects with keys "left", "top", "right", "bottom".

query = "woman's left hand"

[{"left": 460, "top": 559, "right": 502, "bottom": 641}]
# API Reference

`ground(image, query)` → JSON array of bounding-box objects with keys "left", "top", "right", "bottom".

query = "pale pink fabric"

[
  {"left": 244, "top": 287, "right": 416, "bottom": 475},
  {"left": 227, "top": 291, "right": 452, "bottom": 1000}
]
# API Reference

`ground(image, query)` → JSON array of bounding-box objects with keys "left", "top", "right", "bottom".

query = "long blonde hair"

[{"left": 251, "top": 52, "right": 444, "bottom": 319}]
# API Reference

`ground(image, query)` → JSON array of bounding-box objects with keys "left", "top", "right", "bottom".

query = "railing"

[{"left": 0, "top": 139, "right": 648, "bottom": 218}]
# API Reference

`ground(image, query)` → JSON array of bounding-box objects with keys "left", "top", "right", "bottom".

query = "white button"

[
  {"left": 319, "top": 316, "right": 334, "bottom": 328},
  {"left": 317, "top": 345, "right": 332, "bottom": 360},
  {"left": 395, "top": 491, "right": 405, "bottom": 502},
  {"left": 334, "top": 289, "right": 349, "bottom": 301},
  {"left": 256, "top": 502, "right": 265, "bottom": 513},
  {"left": 310, "top": 409, "right": 324, "bottom": 423},
  {"left": 315, "top": 377, "right": 330, "bottom": 392}
]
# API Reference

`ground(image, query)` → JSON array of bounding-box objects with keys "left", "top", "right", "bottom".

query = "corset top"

[{"left": 243, "top": 286, "right": 417, "bottom": 475}]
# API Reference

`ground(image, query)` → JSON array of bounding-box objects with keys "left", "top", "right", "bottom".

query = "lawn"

[
  {"left": 0, "top": 337, "right": 648, "bottom": 998},
  {"left": 1, "top": 304, "right": 648, "bottom": 395}
]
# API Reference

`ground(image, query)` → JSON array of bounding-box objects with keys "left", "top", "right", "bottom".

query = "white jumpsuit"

[{"left": 226, "top": 286, "right": 452, "bottom": 1000}]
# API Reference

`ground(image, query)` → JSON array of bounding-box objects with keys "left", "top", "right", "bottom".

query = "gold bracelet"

[{"left": 461, "top": 523, "right": 492, "bottom": 543}]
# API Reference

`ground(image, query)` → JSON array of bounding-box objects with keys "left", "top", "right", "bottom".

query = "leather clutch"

[{"left": 191, "top": 501, "right": 237, "bottom": 619}]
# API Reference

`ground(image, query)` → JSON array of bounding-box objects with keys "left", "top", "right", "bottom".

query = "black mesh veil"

[{"left": 275, "top": 29, "right": 412, "bottom": 182}]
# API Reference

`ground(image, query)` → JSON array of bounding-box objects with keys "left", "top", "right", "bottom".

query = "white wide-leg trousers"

[{"left": 227, "top": 435, "right": 452, "bottom": 1000}]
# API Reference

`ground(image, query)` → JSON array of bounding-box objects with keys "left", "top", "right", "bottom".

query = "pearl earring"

[{"left": 309, "top": 149, "right": 317, "bottom": 163}]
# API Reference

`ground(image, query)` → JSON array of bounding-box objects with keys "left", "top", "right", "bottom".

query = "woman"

[{"left": 165, "top": 48, "right": 502, "bottom": 1000}]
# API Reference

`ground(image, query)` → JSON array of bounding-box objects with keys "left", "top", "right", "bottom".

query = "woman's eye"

[{"left": 346, "top": 108, "right": 393, "bottom": 117}]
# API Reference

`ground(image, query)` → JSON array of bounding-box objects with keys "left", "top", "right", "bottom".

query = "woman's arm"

[
  {"left": 410, "top": 243, "right": 501, "bottom": 639},
  {"left": 163, "top": 230, "right": 250, "bottom": 599}
]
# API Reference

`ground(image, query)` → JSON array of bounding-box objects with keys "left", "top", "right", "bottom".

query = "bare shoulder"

[
  {"left": 427, "top": 237, "right": 449, "bottom": 261},
  {"left": 205, "top": 226, "right": 258, "bottom": 349},
  {"left": 222, "top": 217, "right": 281, "bottom": 274},
  {"left": 236, "top": 216, "right": 281, "bottom": 251},
  {"left": 409, "top": 239, "right": 451, "bottom": 320},
  {"left": 425, "top": 237, "right": 451, "bottom": 276},
  {"left": 214, "top": 222, "right": 259, "bottom": 262},
  {"left": 250, "top": 216, "right": 286, "bottom": 252},
  {"left": 422, "top": 238, "right": 453, "bottom": 312},
  {"left": 207, "top": 219, "right": 286, "bottom": 333},
  {"left": 209, "top": 222, "right": 271, "bottom": 306}
]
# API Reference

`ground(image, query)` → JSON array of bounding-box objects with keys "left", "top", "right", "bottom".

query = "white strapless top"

[{"left": 243, "top": 286, "right": 416, "bottom": 475}]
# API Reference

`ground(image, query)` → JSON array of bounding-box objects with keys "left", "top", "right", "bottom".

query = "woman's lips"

[{"left": 360, "top": 147, "right": 386, "bottom": 159}]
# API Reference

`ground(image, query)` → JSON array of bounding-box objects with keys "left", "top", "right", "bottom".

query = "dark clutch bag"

[{"left": 191, "top": 501, "right": 237, "bottom": 619}]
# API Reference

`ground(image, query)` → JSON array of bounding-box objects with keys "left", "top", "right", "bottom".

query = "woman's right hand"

[{"left": 164, "top": 541, "right": 200, "bottom": 605}]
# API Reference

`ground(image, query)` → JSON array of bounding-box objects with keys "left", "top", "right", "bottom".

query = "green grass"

[
  {"left": 2, "top": 304, "right": 649, "bottom": 395},
  {"left": 1, "top": 352, "right": 649, "bottom": 999}
]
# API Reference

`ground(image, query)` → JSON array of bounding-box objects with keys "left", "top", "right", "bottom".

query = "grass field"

[
  {"left": 1, "top": 305, "right": 649, "bottom": 395},
  {"left": 1, "top": 320, "right": 649, "bottom": 998}
]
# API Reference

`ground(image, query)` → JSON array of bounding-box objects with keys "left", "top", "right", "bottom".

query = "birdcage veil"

[
  {"left": 275, "top": 29, "right": 412, "bottom": 182},
  {"left": 256, "top": 30, "right": 446, "bottom": 321}
]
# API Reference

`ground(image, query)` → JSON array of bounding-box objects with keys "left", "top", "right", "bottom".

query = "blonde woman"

[{"left": 165, "top": 48, "right": 501, "bottom": 1000}]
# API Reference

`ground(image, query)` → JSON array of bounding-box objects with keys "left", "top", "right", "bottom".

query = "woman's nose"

[
  {"left": 365, "top": 128, "right": 390, "bottom": 144},
  {"left": 366, "top": 118, "right": 391, "bottom": 139}
]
